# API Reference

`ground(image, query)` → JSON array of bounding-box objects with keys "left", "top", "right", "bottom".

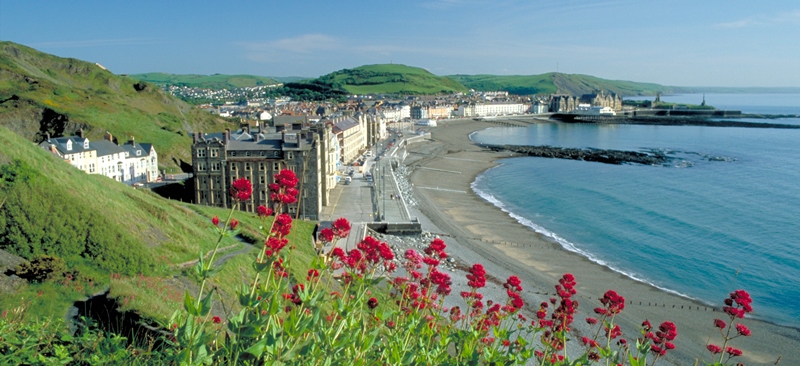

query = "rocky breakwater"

[{"left": 480, "top": 144, "right": 671, "bottom": 166}]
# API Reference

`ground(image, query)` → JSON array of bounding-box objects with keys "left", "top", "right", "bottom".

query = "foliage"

[
  {"left": 12, "top": 255, "right": 67, "bottom": 283},
  {"left": 449, "top": 72, "right": 680, "bottom": 97},
  {"left": 129, "top": 73, "right": 280, "bottom": 89},
  {"left": 310, "top": 64, "right": 468, "bottom": 95}
]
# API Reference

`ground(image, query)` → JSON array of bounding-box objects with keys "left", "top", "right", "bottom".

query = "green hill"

[
  {"left": 0, "top": 41, "right": 237, "bottom": 172},
  {"left": 449, "top": 72, "right": 682, "bottom": 96},
  {"left": 130, "top": 72, "right": 280, "bottom": 89},
  {"left": 310, "top": 64, "right": 468, "bottom": 95},
  {"left": 0, "top": 123, "right": 316, "bottom": 321}
]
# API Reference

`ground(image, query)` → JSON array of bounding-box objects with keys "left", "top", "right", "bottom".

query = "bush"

[{"left": 12, "top": 255, "right": 67, "bottom": 283}]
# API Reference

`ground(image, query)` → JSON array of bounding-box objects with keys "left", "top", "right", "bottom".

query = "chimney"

[
  {"left": 130, "top": 136, "right": 136, "bottom": 147},
  {"left": 79, "top": 128, "right": 84, "bottom": 138},
  {"left": 193, "top": 132, "right": 200, "bottom": 143},
  {"left": 105, "top": 131, "right": 113, "bottom": 142},
  {"left": 246, "top": 123, "right": 251, "bottom": 135},
  {"left": 45, "top": 132, "right": 50, "bottom": 142},
  {"left": 223, "top": 129, "right": 230, "bottom": 145}
]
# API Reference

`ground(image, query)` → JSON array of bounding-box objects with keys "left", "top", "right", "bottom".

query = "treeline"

[{"left": 0, "top": 160, "right": 155, "bottom": 276}]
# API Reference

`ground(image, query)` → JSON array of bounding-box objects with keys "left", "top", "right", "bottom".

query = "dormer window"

[
  {"left": 136, "top": 150, "right": 141, "bottom": 156},
  {"left": 83, "top": 139, "right": 89, "bottom": 149},
  {"left": 66, "top": 140, "right": 72, "bottom": 151}
]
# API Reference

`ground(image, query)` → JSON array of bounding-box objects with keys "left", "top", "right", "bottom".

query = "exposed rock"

[{"left": 480, "top": 144, "right": 671, "bottom": 166}]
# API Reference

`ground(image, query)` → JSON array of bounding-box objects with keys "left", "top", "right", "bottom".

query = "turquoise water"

[{"left": 470, "top": 94, "right": 800, "bottom": 327}]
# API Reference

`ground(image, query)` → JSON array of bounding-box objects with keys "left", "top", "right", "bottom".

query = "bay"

[{"left": 470, "top": 94, "right": 800, "bottom": 327}]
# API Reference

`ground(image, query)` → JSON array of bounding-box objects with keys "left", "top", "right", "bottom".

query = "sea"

[{"left": 469, "top": 93, "right": 800, "bottom": 328}]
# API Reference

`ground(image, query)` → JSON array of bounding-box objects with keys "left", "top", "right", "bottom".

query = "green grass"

[
  {"left": 130, "top": 73, "right": 280, "bottom": 89},
  {"left": 449, "top": 72, "right": 678, "bottom": 96},
  {"left": 0, "top": 125, "right": 262, "bottom": 319},
  {"left": 314, "top": 64, "right": 468, "bottom": 95}
]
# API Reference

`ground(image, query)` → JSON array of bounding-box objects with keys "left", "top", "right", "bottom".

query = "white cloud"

[
  {"left": 716, "top": 9, "right": 800, "bottom": 28},
  {"left": 239, "top": 34, "right": 342, "bottom": 54}
]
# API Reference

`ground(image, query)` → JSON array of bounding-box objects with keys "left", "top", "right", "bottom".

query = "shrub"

[{"left": 12, "top": 255, "right": 67, "bottom": 283}]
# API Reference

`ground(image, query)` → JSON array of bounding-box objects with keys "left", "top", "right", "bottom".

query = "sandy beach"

[{"left": 400, "top": 118, "right": 799, "bottom": 365}]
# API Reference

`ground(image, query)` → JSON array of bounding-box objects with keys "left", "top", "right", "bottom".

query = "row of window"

[{"left": 196, "top": 148, "right": 300, "bottom": 160}]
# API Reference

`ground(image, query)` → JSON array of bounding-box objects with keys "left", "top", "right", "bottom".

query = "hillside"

[
  {"left": 449, "top": 72, "right": 683, "bottom": 96},
  {"left": 311, "top": 64, "right": 468, "bottom": 95},
  {"left": 0, "top": 41, "right": 236, "bottom": 172},
  {"left": 0, "top": 124, "right": 315, "bottom": 321},
  {"left": 130, "top": 72, "right": 280, "bottom": 89}
]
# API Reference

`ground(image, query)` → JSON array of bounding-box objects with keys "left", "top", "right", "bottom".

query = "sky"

[{"left": 1, "top": 0, "right": 799, "bottom": 87}]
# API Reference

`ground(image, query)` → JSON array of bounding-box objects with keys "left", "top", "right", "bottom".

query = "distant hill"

[
  {"left": 309, "top": 64, "right": 469, "bottom": 95},
  {"left": 130, "top": 72, "right": 280, "bottom": 89},
  {"left": 448, "top": 73, "right": 686, "bottom": 97},
  {"left": 0, "top": 41, "right": 237, "bottom": 172}
]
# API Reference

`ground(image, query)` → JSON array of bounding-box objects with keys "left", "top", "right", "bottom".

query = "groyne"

[{"left": 478, "top": 143, "right": 670, "bottom": 165}]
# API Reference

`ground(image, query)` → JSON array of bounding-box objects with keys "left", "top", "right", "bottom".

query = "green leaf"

[
  {"left": 184, "top": 290, "right": 198, "bottom": 316},
  {"left": 199, "top": 288, "right": 215, "bottom": 316}
]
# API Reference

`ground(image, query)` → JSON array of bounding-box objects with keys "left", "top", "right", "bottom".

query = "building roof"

[{"left": 92, "top": 139, "right": 127, "bottom": 157}]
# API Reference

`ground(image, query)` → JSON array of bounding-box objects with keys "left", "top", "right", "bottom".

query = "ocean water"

[{"left": 470, "top": 94, "right": 800, "bottom": 328}]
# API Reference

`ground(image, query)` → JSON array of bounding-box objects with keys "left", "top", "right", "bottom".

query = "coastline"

[{"left": 401, "top": 118, "right": 799, "bottom": 365}]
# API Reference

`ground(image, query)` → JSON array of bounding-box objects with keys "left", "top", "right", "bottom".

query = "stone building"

[
  {"left": 191, "top": 122, "right": 326, "bottom": 220},
  {"left": 549, "top": 94, "right": 578, "bottom": 113},
  {"left": 580, "top": 90, "right": 622, "bottom": 111}
]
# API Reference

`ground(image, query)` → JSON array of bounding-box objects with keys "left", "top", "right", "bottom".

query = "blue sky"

[{"left": 1, "top": 0, "right": 799, "bottom": 87}]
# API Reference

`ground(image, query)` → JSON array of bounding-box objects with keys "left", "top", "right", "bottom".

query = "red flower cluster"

[
  {"left": 596, "top": 289, "right": 625, "bottom": 316},
  {"left": 723, "top": 289, "right": 753, "bottom": 319},
  {"left": 211, "top": 216, "right": 220, "bottom": 226},
  {"left": 367, "top": 297, "right": 379, "bottom": 309},
  {"left": 466, "top": 264, "right": 486, "bottom": 289},
  {"left": 647, "top": 321, "right": 677, "bottom": 356},
  {"left": 269, "top": 169, "right": 299, "bottom": 205},
  {"left": 229, "top": 218, "right": 239, "bottom": 230},
  {"left": 706, "top": 344, "right": 722, "bottom": 354},
  {"left": 735, "top": 323, "right": 751, "bottom": 337},
  {"left": 230, "top": 177, "right": 253, "bottom": 201},
  {"left": 332, "top": 218, "right": 351, "bottom": 238},
  {"left": 212, "top": 316, "right": 222, "bottom": 324},
  {"left": 256, "top": 205, "right": 273, "bottom": 218},
  {"left": 713, "top": 318, "right": 726, "bottom": 329},
  {"left": 503, "top": 276, "right": 524, "bottom": 312}
]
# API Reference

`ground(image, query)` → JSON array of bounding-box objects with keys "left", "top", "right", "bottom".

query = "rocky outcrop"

[{"left": 480, "top": 144, "right": 671, "bottom": 166}]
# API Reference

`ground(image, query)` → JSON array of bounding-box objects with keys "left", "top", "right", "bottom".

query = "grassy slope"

[
  {"left": 449, "top": 72, "right": 679, "bottom": 96},
  {"left": 130, "top": 73, "right": 280, "bottom": 89},
  {"left": 0, "top": 124, "right": 317, "bottom": 321},
  {"left": 0, "top": 41, "right": 237, "bottom": 172},
  {"left": 315, "top": 64, "right": 468, "bottom": 95}
]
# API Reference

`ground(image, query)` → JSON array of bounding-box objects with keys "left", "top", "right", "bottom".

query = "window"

[
  {"left": 260, "top": 190, "right": 266, "bottom": 200},
  {"left": 272, "top": 162, "right": 280, "bottom": 171},
  {"left": 210, "top": 148, "right": 219, "bottom": 157},
  {"left": 260, "top": 151, "right": 266, "bottom": 156},
  {"left": 230, "top": 164, "right": 237, "bottom": 171},
  {"left": 231, "top": 151, "right": 236, "bottom": 157},
  {"left": 197, "top": 148, "right": 207, "bottom": 158},
  {"left": 197, "top": 162, "right": 207, "bottom": 171},
  {"left": 246, "top": 151, "right": 251, "bottom": 157},
  {"left": 259, "top": 163, "right": 265, "bottom": 171},
  {"left": 287, "top": 152, "right": 294, "bottom": 160},
  {"left": 136, "top": 150, "right": 141, "bottom": 156},
  {"left": 211, "top": 162, "right": 220, "bottom": 171},
  {"left": 244, "top": 163, "right": 250, "bottom": 171},
  {"left": 259, "top": 175, "right": 265, "bottom": 184}
]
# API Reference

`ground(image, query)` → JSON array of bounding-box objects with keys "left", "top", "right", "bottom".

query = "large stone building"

[
  {"left": 580, "top": 90, "right": 622, "bottom": 111},
  {"left": 191, "top": 122, "right": 329, "bottom": 220}
]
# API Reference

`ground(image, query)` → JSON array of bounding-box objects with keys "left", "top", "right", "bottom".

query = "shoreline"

[{"left": 400, "top": 118, "right": 799, "bottom": 365}]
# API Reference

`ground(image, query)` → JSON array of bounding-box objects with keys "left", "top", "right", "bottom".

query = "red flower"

[
  {"left": 599, "top": 289, "right": 625, "bottom": 315},
  {"left": 726, "top": 346, "right": 743, "bottom": 357},
  {"left": 585, "top": 317, "right": 598, "bottom": 325},
  {"left": 230, "top": 178, "right": 252, "bottom": 201},
  {"left": 466, "top": 263, "right": 486, "bottom": 289},
  {"left": 735, "top": 323, "right": 751, "bottom": 337},
  {"left": 307, "top": 269, "right": 320, "bottom": 280},
  {"left": 707, "top": 344, "right": 722, "bottom": 354},
  {"left": 211, "top": 216, "right": 219, "bottom": 225},
  {"left": 367, "top": 297, "right": 379, "bottom": 309},
  {"left": 256, "top": 205, "right": 272, "bottom": 217},
  {"left": 713, "top": 318, "right": 726, "bottom": 329},
  {"left": 320, "top": 227, "right": 334, "bottom": 242},
  {"left": 332, "top": 217, "right": 351, "bottom": 238},
  {"left": 212, "top": 316, "right": 222, "bottom": 324},
  {"left": 229, "top": 218, "right": 239, "bottom": 230}
]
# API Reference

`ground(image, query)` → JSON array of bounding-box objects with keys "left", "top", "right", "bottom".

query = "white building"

[
  {"left": 454, "top": 102, "right": 529, "bottom": 117},
  {"left": 572, "top": 104, "right": 616, "bottom": 116},
  {"left": 39, "top": 131, "right": 159, "bottom": 185}
]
